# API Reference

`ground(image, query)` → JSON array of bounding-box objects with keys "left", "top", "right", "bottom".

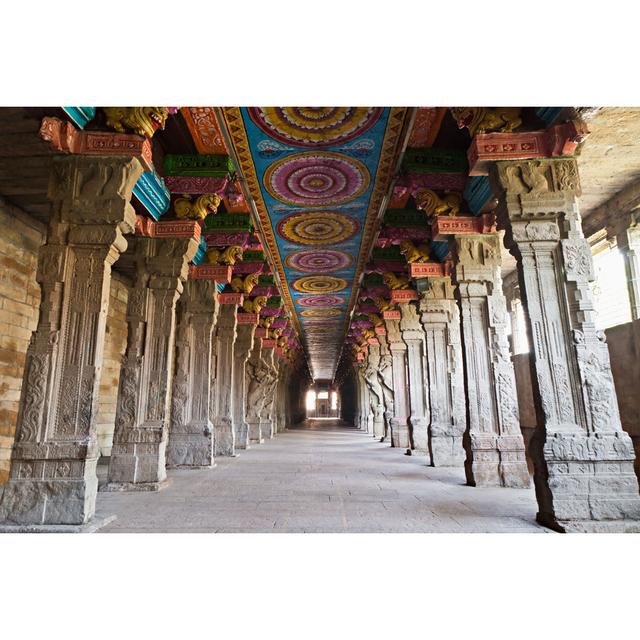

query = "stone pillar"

[
  {"left": 108, "top": 230, "right": 199, "bottom": 489},
  {"left": 383, "top": 317, "right": 410, "bottom": 449},
  {"left": 245, "top": 342, "right": 267, "bottom": 443},
  {"left": 452, "top": 231, "right": 529, "bottom": 487},
  {"left": 211, "top": 304, "right": 237, "bottom": 456},
  {"left": 364, "top": 346, "right": 385, "bottom": 439},
  {"left": 0, "top": 154, "right": 145, "bottom": 525},
  {"left": 417, "top": 277, "right": 467, "bottom": 467},
  {"left": 399, "top": 302, "right": 429, "bottom": 454},
  {"left": 232, "top": 323, "right": 256, "bottom": 449},
  {"left": 616, "top": 221, "right": 640, "bottom": 320},
  {"left": 492, "top": 157, "right": 640, "bottom": 532},
  {"left": 167, "top": 280, "right": 218, "bottom": 467},
  {"left": 260, "top": 347, "right": 278, "bottom": 439},
  {"left": 376, "top": 333, "right": 395, "bottom": 442}
]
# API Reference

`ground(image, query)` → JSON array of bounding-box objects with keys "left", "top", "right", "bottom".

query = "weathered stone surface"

[
  {"left": 107, "top": 233, "right": 199, "bottom": 488},
  {"left": 492, "top": 156, "right": 640, "bottom": 531},
  {"left": 0, "top": 155, "right": 145, "bottom": 525},
  {"left": 167, "top": 279, "right": 218, "bottom": 467},
  {"left": 363, "top": 345, "right": 385, "bottom": 440},
  {"left": 452, "top": 231, "right": 530, "bottom": 487},
  {"left": 233, "top": 323, "right": 255, "bottom": 449},
  {"left": 383, "top": 316, "right": 410, "bottom": 448},
  {"left": 245, "top": 342, "right": 268, "bottom": 443},
  {"left": 418, "top": 277, "right": 466, "bottom": 467}
]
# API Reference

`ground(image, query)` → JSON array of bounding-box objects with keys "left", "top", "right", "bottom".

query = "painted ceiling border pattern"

[{"left": 221, "top": 107, "right": 409, "bottom": 379}]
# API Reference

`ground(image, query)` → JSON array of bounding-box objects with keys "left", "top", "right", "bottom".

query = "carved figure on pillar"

[
  {"left": 492, "top": 157, "right": 640, "bottom": 532},
  {"left": 418, "top": 276, "right": 467, "bottom": 466},
  {"left": 107, "top": 231, "right": 200, "bottom": 489},
  {"left": 167, "top": 280, "right": 219, "bottom": 467},
  {"left": 364, "top": 347, "right": 385, "bottom": 439},
  {"left": 245, "top": 344, "right": 269, "bottom": 443},
  {"left": 452, "top": 231, "right": 530, "bottom": 487},
  {"left": 383, "top": 316, "right": 410, "bottom": 448},
  {"left": 233, "top": 322, "right": 256, "bottom": 449},
  {"left": 377, "top": 333, "right": 395, "bottom": 442},
  {"left": 0, "top": 154, "right": 145, "bottom": 525}
]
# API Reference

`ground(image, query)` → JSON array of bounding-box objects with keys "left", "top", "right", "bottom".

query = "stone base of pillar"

[
  {"left": 533, "top": 430, "right": 640, "bottom": 533},
  {"left": 108, "top": 433, "right": 168, "bottom": 488},
  {"left": 214, "top": 418, "right": 236, "bottom": 457},
  {"left": 429, "top": 426, "right": 466, "bottom": 467},
  {"left": 390, "top": 419, "right": 410, "bottom": 449},
  {"left": 248, "top": 420, "right": 264, "bottom": 444},
  {"left": 235, "top": 422, "right": 251, "bottom": 450},
  {"left": 409, "top": 416, "right": 429, "bottom": 453},
  {"left": 166, "top": 426, "right": 214, "bottom": 468},
  {"left": 261, "top": 421, "right": 274, "bottom": 440},
  {"left": 464, "top": 433, "right": 530, "bottom": 488},
  {"left": 373, "top": 417, "right": 385, "bottom": 440},
  {"left": 0, "top": 513, "right": 117, "bottom": 533},
  {"left": 0, "top": 456, "right": 98, "bottom": 526},
  {"left": 101, "top": 480, "right": 168, "bottom": 492}
]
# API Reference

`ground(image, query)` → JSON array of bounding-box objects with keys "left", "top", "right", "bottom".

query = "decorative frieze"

[
  {"left": 165, "top": 175, "right": 230, "bottom": 195},
  {"left": 189, "top": 264, "right": 232, "bottom": 283},
  {"left": 164, "top": 153, "right": 234, "bottom": 177},
  {"left": 492, "top": 157, "right": 640, "bottom": 532},
  {"left": 431, "top": 214, "right": 497, "bottom": 241}
]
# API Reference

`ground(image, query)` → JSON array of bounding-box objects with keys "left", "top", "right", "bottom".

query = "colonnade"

[
  {"left": 353, "top": 157, "right": 640, "bottom": 532},
  {"left": 0, "top": 150, "right": 298, "bottom": 527}
]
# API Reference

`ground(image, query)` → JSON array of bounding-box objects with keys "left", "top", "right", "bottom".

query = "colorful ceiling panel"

[{"left": 221, "top": 107, "right": 409, "bottom": 380}]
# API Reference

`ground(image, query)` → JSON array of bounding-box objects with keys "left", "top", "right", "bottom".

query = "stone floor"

[{"left": 96, "top": 419, "right": 550, "bottom": 533}]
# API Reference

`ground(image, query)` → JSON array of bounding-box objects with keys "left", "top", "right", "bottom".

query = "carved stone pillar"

[
  {"left": 383, "top": 317, "right": 410, "bottom": 448},
  {"left": 417, "top": 277, "right": 467, "bottom": 467},
  {"left": 0, "top": 155, "right": 145, "bottom": 525},
  {"left": 232, "top": 323, "right": 256, "bottom": 449},
  {"left": 399, "top": 302, "right": 429, "bottom": 454},
  {"left": 260, "top": 347, "right": 278, "bottom": 439},
  {"left": 616, "top": 222, "right": 640, "bottom": 320},
  {"left": 376, "top": 333, "right": 395, "bottom": 441},
  {"left": 492, "top": 158, "right": 640, "bottom": 532},
  {"left": 452, "top": 231, "right": 530, "bottom": 487},
  {"left": 211, "top": 304, "right": 237, "bottom": 456},
  {"left": 108, "top": 231, "right": 199, "bottom": 488},
  {"left": 364, "top": 346, "right": 385, "bottom": 439},
  {"left": 245, "top": 343, "right": 267, "bottom": 444},
  {"left": 167, "top": 280, "right": 218, "bottom": 467}
]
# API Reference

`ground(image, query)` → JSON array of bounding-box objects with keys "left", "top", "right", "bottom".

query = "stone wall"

[
  {"left": 96, "top": 274, "right": 129, "bottom": 457},
  {"left": 0, "top": 200, "right": 44, "bottom": 484}
]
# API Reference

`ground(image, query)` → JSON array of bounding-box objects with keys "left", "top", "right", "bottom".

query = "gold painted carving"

[
  {"left": 207, "top": 245, "right": 243, "bottom": 265},
  {"left": 415, "top": 189, "right": 462, "bottom": 218},
  {"left": 450, "top": 107, "right": 522, "bottom": 136},
  {"left": 103, "top": 107, "right": 169, "bottom": 138},
  {"left": 399, "top": 240, "right": 431, "bottom": 263},
  {"left": 175, "top": 194, "right": 222, "bottom": 221}
]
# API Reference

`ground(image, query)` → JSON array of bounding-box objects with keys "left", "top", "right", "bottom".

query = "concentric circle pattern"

[
  {"left": 292, "top": 276, "right": 348, "bottom": 294},
  {"left": 297, "top": 295, "right": 345, "bottom": 307},
  {"left": 264, "top": 152, "right": 369, "bottom": 206},
  {"left": 277, "top": 211, "right": 359, "bottom": 246},
  {"left": 285, "top": 249, "right": 353, "bottom": 273},
  {"left": 248, "top": 107, "right": 383, "bottom": 147},
  {"left": 300, "top": 307, "right": 341, "bottom": 318}
]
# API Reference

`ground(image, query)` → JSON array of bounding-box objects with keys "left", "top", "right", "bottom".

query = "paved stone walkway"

[{"left": 96, "top": 420, "right": 549, "bottom": 533}]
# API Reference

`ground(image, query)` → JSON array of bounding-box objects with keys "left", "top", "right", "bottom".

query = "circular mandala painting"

[
  {"left": 300, "top": 307, "right": 342, "bottom": 318},
  {"left": 292, "top": 275, "right": 348, "bottom": 294},
  {"left": 264, "top": 152, "right": 369, "bottom": 206},
  {"left": 297, "top": 295, "right": 345, "bottom": 307},
  {"left": 285, "top": 249, "right": 353, "bottom": 273},
  {"left": 248, "top": 107, "right": 383, "bottom": 147},
  {"left": 277, "top": 211, "right": 359, "bottom": 246}
]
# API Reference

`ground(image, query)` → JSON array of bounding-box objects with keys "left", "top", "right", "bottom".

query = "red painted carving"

[
  {"left": 367, "top": 338, "right": 379, "bottom": 346},
  {"left": 431, "top": 214, "right": 496, "bottom": 241},
  {"left": 407, "top": 107, "right": 447, "bottom": 148},
  {"left": 390, "top": 290, "right": 418, "bottom": 303},
  {"left": 188, "top": 265, "right": 232, "bottom": 283},
  {"left": 395, "top": 173, "right": 467, "bottom": 193},
  {"left": 237, "top": 312, "right": 259, "bottom": 325},
  {"left": 255, "top": 327, "right": 268, "bottom": 338},
  {"left": 374, "top": 326, "right": 386, "bottom": 336},
  {"left": 378, "top": 227, "right": 431, "bottom": 242},
  {"left": 39, "top": 117, "right": 152, "bottom": 171},
  {"left": 218, "top": 293, "right": 243, "bottom": 305},
  {"left": 134, "top": 216, "right": 200, "bottom": 242},
  {"left": 468, "top": 120, "right": 590, "bottom": 175},
  {"left": 389, "top": 185, "right": 411, "bottom": 209},
  {"left": 181, "top": 107, "right": 228, "bottom": 154},
  {"left": 203, "top": 231, "right": 251, "bottom": 247},
  {"left": 261, "top": 339, "right": 276, "bottom": 348},
  {"left": 383, "top": 310, "right": 401, "bottom": 320},
  {"left": 165, "top": 175, "right": 229, "bottom": 195},
  {"left": 232, "top": 262, "right": 266, "bottom": 275}
]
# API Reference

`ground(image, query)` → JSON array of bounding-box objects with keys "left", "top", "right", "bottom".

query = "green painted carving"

[
  {"left": 402, "top": 148, "right": 468, "bottom": 174},
  {"left": 372, "top": 246, "right": 403, "bottom": 261},
  {"left": 383, "top": 209, "right": 429, "bottom": 227},
  {"left": 203, "top": 212, "right": 253, "bottom": 232},
  {"left": 363, "top": 273, "right": 385, "bottom": 287},
  {"left": 164, "top": 154, "right": 234, "bottom": 177},
  {"left": 258, "top": 274, "right": 275, "bottom": 286}
]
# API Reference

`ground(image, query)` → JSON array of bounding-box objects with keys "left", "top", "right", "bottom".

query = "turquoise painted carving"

[
  {"left": 62, "top": 107, "right": 96, "bottom": 129},
  {"left": 132, "top": 167, "right": 171, "bottom": 220}
]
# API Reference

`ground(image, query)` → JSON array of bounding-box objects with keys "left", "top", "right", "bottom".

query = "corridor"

[{"left": 96, "top": 420, "right": 547, "bottom": 533}]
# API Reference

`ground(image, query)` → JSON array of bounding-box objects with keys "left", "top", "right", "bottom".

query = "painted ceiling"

[{"left": 221, "top": 108, "right": 409, "bottom": 380}]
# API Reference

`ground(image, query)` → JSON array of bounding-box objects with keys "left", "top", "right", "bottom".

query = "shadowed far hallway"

[{"left": 96, "top": 420, "right": 546, "bottom": 533}]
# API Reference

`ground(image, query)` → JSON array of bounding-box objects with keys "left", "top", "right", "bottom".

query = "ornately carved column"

[
  {"left": 492, "top": 157, "right": 640, "bottom": 531},
  {"left": 452, "top": 231, "right": 529, "bottom": 487},
  {"left": 383, "top": 316, "right": 410, "bottom": 448},
  {"left": 259, "top": 347, "right": 278, "bottom": 439},
  {"left": 417, "top": 276, "right": 466, "bottom": 466},
  {"left": 375, "top": 333, "right": 395, "bottom": 441},
  {"left": 232, "top": 323, "right": 256, "bottom": 449},
  {"left": 212, "top": 304, "right": 238, "bottom": 456},
  {"left": 616, "top": 219, "right": 640, "bottom": 321},
  {"left": 245, "top": 342, "right": 267, "bottom": 444},
  {"left": 167, "top": 280, "right": 219, "bottom": 467},
  {"left": 399, "top": 302, "right": 429, "bottom": 455},
  {"left": 108, "top": 231, "right": 199, "bottom": 488},
  {"left": 0, "top": 155, "right": 144, "bottom": 525},
  {"left": 364, "top": 346, "right": 385, "bottom": 439}
]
